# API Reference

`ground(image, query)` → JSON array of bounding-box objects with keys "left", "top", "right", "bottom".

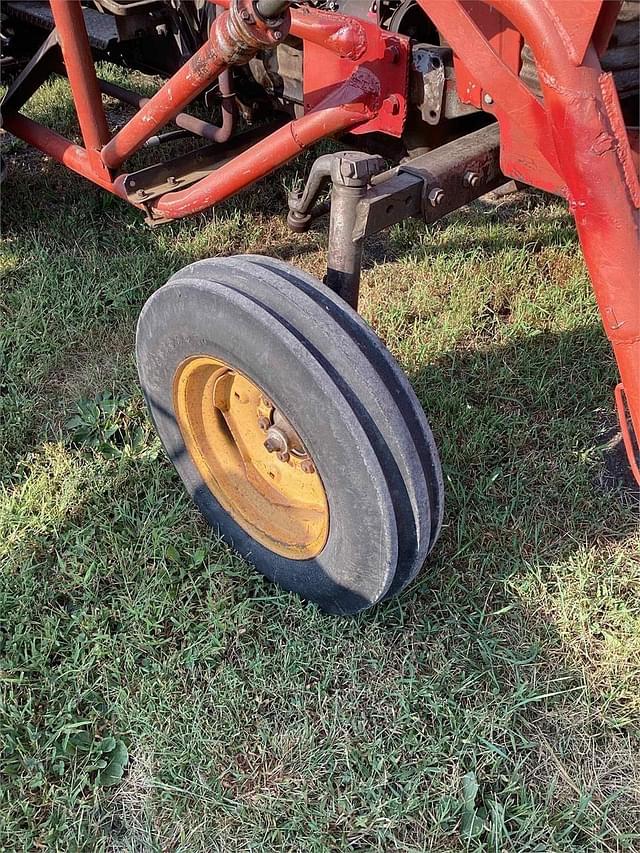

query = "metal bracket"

[
  {"left": 288, "top": 151, "right": 385, "bottom": 307},
  {"left": 287, "top": 129, "right": 501, "bottom": 308},
  {"left": 287, "top": 149, "right": 385, "bottom": 233},
  {"left": 353, "top": 123, "right": 503, "bottom": 239},
  {"left": 411, "top": 44, "right": 448, "bottom": 125},
  {"left": 122, "top": 122, "right": 287, "bottom": 217}
]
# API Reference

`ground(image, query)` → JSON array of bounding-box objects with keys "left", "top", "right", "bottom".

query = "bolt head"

[
  {"left": 483, "top": 92, "right": 494, "bottom": 105},
  {"left": 240, "top": 8, "right": 250, "bottom": 20},
  {"left": 276, "top": 450, "right": 290, "bottom": 463},
  {"left": 264, "top": 436, "right": 279, "bottom": 453},
  {"left": 336, "top": 153, "right": 385, "bottom": 184},
  {"left": 300, "top": 459, "right": 315, "bottom": 474},
  {"left": 463, "top": 170, "right": 479, "bottom": 188},
  {"left": 428, "top": 187, "right": 445, "bottom": 207},
  {"left": 257, "top": 416, "right": 270, "bottom": 431},
  {"left": 273, "top": 30, "right": 282, "bottom": 40}
]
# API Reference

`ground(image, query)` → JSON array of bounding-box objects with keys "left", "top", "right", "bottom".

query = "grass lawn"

[{"left": 1, "top": 71, "right": 639, "bottom": 852}]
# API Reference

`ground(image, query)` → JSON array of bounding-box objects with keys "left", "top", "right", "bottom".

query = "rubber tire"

[
  {"left": 246, "top": 256, "right": 445, "bottom": 550},
  {"left": 169, "top": 256, "right": 444, "bottom": 600},
  {"left": 136, "top": 274, "right": 398, "bottom": 614}
]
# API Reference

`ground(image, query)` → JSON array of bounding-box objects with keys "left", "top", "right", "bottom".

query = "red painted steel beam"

[
  {"left": 423, "top": 0, "right": 640, "bottom": 477},
  {"left": 298, "top": 9, "right": 408, "bottom": 138},
  {"left": 418, "top": 0, "right": 564, "bottom": 193},
  {"left": 100, "top": 40, "right": 226, "bottom": 168},
  {"left": 150, "top": 95, "right": 372, "bottom": 219},
  {"left": 49, "top": 0, "right": 110, "bottom": 178},
  {"left": 101, "top": 0, "right": 288, "bottom": 169},
  {"left": 212, "top": 0, "right": 367, "bottom": 60},
  {"left": 489, "top": 0, "right": 640, "bottom": 476},
  {"left": 2, "top": 112, "right": 131, "bottom": 200},
  {"left": 277, "top": 4, "right": 368, "bottom": 59}
]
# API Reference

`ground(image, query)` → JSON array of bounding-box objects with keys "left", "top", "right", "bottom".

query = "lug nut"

[
  {"left": 428, "top": 187, "right": 445, "bottom": 207},
  {"left": 264, "top": 436, "right": 280, "bottom": 453},
  {"left": 276, "top": 450, "right": 290, "bottom": 463},
  {"left": 463, "top": 170, "right": 479, "bottom": 188},
  {"left": 257, "top": 416, "right": 270, "bottom": 431},
  {"left": 301, "top": 459, "right": 315, "bottom": 474},
  {"left": 483, "top": 92, "right": 494, "bottom": 105},
  {"left": 273, "top": 30, "right": 283, "bottom": 40}
]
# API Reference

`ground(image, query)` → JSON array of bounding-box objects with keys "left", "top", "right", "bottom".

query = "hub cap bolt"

[
  {"left": 301, "top": 459, "right": 315, "bottom": 474},
  {"left": 277, "top": 451, "right": 290, "bottom": 463},
  {"left": 257, "top": 416, "right": 270, "bottom": 431},
  {"left": 428, "top": 187, "right": 445, "bottom": 207}
]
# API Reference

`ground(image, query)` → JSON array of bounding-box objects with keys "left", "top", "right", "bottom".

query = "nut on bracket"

[{"left": 427, "top": 186, "right": 445, "bottom": 206}]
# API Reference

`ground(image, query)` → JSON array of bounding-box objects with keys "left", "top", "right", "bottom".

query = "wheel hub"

[
  {"left": 260, "top": 406, "right": 315, "bottom": 470},
  {"left": 173, "top": 355, "right": 329, "bottom": 559}
]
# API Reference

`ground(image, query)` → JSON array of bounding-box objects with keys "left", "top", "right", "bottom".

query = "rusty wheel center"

[{"left": 173, "top": 355, "right": 329, "bottom": 559}]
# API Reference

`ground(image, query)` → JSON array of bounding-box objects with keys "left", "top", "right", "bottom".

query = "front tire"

[{"left": 136, "top": 257, "right": 443, "bottom": 613}]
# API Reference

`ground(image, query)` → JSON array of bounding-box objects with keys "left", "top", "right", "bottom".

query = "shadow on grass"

[
  {"left": 394, "top": 321, "right": 636, "bottom": 600},
  {"left": 3, "top": 151, "right": 639, "bottom": 849}
]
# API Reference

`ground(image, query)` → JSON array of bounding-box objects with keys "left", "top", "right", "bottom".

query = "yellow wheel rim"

[{"left": 173, "top": 355, "right": 329, "bottom": 559}]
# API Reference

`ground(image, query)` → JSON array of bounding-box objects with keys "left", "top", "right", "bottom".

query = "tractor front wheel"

[{"left": 136, "top": 257, "right": 443, "bottom": 614}]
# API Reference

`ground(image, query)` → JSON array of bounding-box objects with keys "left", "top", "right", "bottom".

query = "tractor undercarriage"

[{"left": 1, "top": 0, "right": 638, "bottom": 611}]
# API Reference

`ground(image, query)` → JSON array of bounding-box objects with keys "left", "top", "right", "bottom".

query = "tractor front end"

[{"left": 1, "top": 0, "right": 638, "bottom": 611}]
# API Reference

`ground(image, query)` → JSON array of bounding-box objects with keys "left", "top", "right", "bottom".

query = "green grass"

[{"left": 1, "top": 72, "right": 639, "bottom": 852}]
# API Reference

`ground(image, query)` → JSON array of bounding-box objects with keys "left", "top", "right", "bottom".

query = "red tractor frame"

[{"left": 2, "top": 0, "right": 638, "bottom": 612}]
